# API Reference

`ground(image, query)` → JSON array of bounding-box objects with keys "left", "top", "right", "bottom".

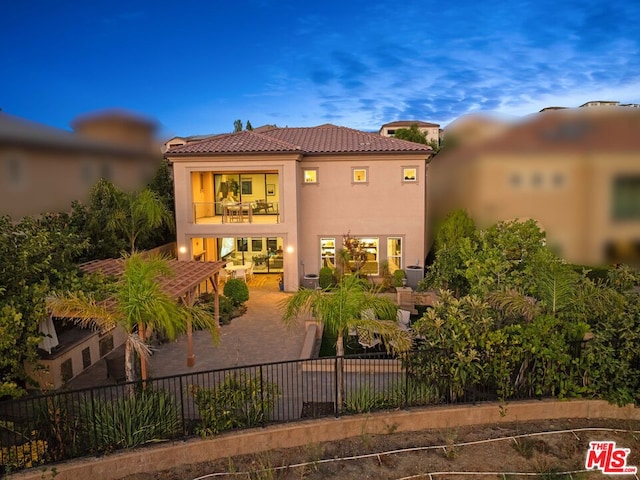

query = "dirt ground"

[{"left": 121, "top": 418, "right": 640, "bottom": 480}]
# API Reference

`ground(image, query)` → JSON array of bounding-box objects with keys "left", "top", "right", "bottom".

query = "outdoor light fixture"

[
  {"left": 179, "top": 246, "right": 187, "bottom": 254},
  {"left": 286, "top": 245, "right": 294, "bottom": 254}
]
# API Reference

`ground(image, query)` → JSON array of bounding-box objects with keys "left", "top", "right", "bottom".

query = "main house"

[
  {"left": 429, "top": 106, "right": 640, "bottom": 266},
  {"left": 165, "top": 124, "right": 433, "bottom": 290}
]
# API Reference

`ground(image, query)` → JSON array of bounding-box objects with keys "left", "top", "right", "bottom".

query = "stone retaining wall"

[{"left": 15, "top": 399, "right": 639, "bottom": 480}]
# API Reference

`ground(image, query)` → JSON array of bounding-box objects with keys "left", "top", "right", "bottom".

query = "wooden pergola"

[{"left": 80, "top": 258, "right": 226, "bottom": 368}]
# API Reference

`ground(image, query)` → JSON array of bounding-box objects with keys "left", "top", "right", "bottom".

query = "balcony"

[{"left": 194, "top": 201, "right": 280, "bottom": 224}]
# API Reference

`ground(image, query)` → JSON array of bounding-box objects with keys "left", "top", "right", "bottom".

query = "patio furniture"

[
  {"left": 235, "top": 267, "right": 247, "bottom": 281},
  {"left": 225, "top": 264, "right": 247, "bottom": 280},
  {"left": 245, "top": 261, "right": 254, "bottom": 281},
  {"left": 254, "top": 199, "right": 275, "bottom": 214},
  {"left": 356, "top": 327, "right": 381, "bottom": 349}
]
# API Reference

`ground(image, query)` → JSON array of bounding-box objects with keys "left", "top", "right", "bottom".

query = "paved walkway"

[
  {"left": 149, "top": 274, "right": 306, "bottom": 377},
  {"left": 66, "top": 274, "right": 306, "bottom": 389}
]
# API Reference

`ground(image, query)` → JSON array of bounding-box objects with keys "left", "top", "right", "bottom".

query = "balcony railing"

[{"left": 193, "top": 201, "right": 280, "bottom": 224}]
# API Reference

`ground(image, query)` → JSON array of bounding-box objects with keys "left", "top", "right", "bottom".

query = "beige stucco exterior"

[
  {"left": 25, "top": 327, "right": 128, "bottom": 390},
  {"left": 428, "top": 149, "right": 640, "bottom": 266},
  {"left": 1, "top": 110, "right": 161, "bottom": 219},
  {"left": 169, "top": 147, "right": 430, "bottom": 290},
  {"left": 1, "top": 145, "right": 159, "bottom": 218}
]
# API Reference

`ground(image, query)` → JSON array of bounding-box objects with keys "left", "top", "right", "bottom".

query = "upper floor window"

[
  {"left": 303, "top": 168, "right": 318, "bottom": 184},
  {"left": 402, "top": 167, "right": 417, "bottom": 183},
  {"left": 613, "top": 176, "right": 640, "bottom": 220},
  {"left": 352, "top": 167, "right": 368, "bottom": 184}
]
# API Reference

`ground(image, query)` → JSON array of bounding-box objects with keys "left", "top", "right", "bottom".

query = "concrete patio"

[{"left": 65, "top": 274, "right": 306, "bottom": 389}]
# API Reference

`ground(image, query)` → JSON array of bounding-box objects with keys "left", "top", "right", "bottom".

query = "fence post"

[
  {"left": 179, "top": 375, "right": 186, "bottom": 436},
  {"left": 404, "top": 352, "right": 409, "bottom": 409},
  {"left": 90, "top": 388, "right": 98, "bottom": 453},
  {"left": 334, "top": 356, "right": 339, "bottom": 418},
  {"left": 259, "top": 365, "right": 265, "bottom": 427}
]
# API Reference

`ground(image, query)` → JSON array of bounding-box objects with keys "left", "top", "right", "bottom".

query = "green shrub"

[
  {"left": 319, "top": 267, "right": 334, "bottom": 289},
  {"left": 191, "top": 373, "right": 280, "bottom": 436},
  {"left": 80, "top": 389, "right": 180, "bottom": 452},
  {"left": 218, "top": 295, "right": 234, "bottom": 325},
  {"left": 380, "top": 260, "right": 393, "bottom": 291},
  {"left": 33, "top": 395, "right": 84, "bottom": 461},
  {"left": 344, "top": 386, "right": 387, "bottom": 413},
  {"left": 223, "top": 278, "right": 249, "bottom": 306},
  {"left": 392, "top": 269, "right": 406, "bottom": 287}
]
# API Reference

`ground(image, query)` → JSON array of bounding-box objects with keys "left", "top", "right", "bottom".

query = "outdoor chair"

[
  {"left": 255, "top": 199, "right": 275, "bottom": 214},
  {"left": 245, "top": 261, "right": 254, "bottom": 281},
  {"left": 235, "top": 267, "right": 247, "bottom": 281}
]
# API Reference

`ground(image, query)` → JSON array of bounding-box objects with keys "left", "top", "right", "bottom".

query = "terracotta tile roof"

[
  {"left": 166, "top": 124, "right": 432, "bottom": 155},
  {"left": 80, "top": 258, "right": 226, "bottom": 299},
  {"left": 436, "top": 108, "right": 640, "bottom": 161},
  {"left": 166, "top": 130, "right": 301, "bottom": 154},
  {"left": 0, "top": 112, "right": 153, "bottom": 156},
  {"left": 482, "top": 108, "right": 640, "bottom": 154},
  {"left": 381, "top": 120, "right": 440, "bottom": 128},
  {"left": 263, "top": 124, "right": 432, "bottom": 153}
]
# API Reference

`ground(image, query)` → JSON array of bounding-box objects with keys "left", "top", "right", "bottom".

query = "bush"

[
  {"left": 80, "top": 389, "right": 180, "bottom": 452},
  {"left": 319, "top": 266, "right": 334, "bottom": 289},
  {"left": 223, "top": 278, "right": 249, "bottom": 306},
  {"left": 191, "top": 373, "right": 280, "bottom": 436},
  {"left": 218, "top": 295, "right": 234, "bottom": 325},
  {"left": 393, "top": 269, "right": 406, "bottom": 287}
]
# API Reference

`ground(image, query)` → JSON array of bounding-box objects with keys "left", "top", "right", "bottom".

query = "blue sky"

[{"left": 2, "top": 0, "right": 639, "bottom": 138}]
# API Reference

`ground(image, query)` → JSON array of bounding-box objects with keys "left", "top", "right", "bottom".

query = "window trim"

[
  {"left": 303, "top": 168, "right": 318, "bottom": 184},
  {"left": 387, "top": 237, "right": 403, "bottom": 271},
  {"left": 320, "top": 237, "right": 336, "bottom": 269},
  {"left": 352, "top": 167, "right": 369, "bottom": 184},
  {"left": 402, "top": 166, "right": 418, "bottom": 183}
]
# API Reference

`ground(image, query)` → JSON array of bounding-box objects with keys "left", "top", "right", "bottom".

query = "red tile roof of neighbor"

[
  {"left": 481, "top": 107, "right": 640, "bottom": 154},
  {"left": 165, "top": 124, "right": 433, "bottom": 155},
  {"left": 381, "top": 120, "right": 441, "bottom": 128},
  {"left": 437, "top": 107, "right": 640, "bottom": 160}
]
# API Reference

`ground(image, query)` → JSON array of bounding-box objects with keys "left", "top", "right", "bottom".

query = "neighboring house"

[
  {"left": 379, "top": 120, "right": 441, "bottom": 145},
  {"left": 442, "top": 113, "right": 510, "bottom": 147},
  {"left": 0, "top": 110, "right": 161, "bottom": 219},
  {"left": 428, "top": 107, "right": 640, "bottom": 266},
  {"left": 165, "top": 124, "right": 433, "bottom": 290},
  {"left": 162, "top": 133, "right": 221, "bottom": 153}
]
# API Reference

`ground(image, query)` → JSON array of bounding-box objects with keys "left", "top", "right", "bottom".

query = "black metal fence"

[{"left": 0, "top": 347, "right": 586, "bottom": 474}]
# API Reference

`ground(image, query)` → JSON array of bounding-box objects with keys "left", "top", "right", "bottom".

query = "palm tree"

[
  {"left": 108, "top": 188, "right": 175, "bottom": 254},
  {"left": 280, "top": 275, "right": 412, "bottom": 411},
  {"left": 47, "top": 254, "right": 219, "bottom": 383}
]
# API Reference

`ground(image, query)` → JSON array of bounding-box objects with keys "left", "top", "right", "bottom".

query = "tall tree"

[
  {"left": 47, "top": 254, "right": 219, "bottom": 383},
  {"left": 0, "top": 214, "right": 88, "bottom": 396},
  {"left": 108, "top": 188, "right": 174, "bottom": 254},
  {"left": 424, "top": 209, "right": 476, "bottom": 295},
  {"left": 280, "top": 275, "right": 412, "bottom": 411},
  {"left": 393, "top": 124, "right": 427, "bottom": 144},
  {"left": 233, "top": 119, "right": 243, "bottom": 132},
  {"left": 245, "top": 120, "right": 253, "bottom": 131}
]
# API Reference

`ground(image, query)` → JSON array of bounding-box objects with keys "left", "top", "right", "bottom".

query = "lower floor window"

[{"left": 387, "top": 237, "right": 402, "bottom": 272}]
